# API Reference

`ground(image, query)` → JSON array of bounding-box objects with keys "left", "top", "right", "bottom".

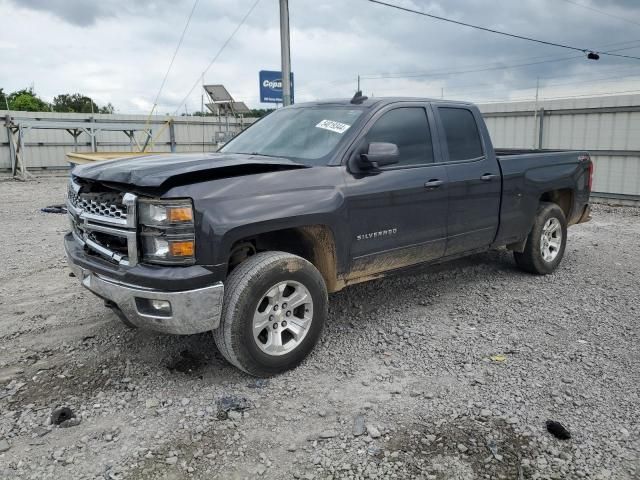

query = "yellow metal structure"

[{"left": 66, "top": 152, "right": 162, "bottom": 166}]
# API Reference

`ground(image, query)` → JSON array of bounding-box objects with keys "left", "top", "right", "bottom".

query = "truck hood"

[{"left": 72, "top": 152, "right": 308, "bottom": 188}]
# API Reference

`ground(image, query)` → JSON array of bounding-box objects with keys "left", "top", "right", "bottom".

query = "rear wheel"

[
  {"left": 514, "top": 202, "right": 567, "bottom": 275},
  {"left": 213, "top": 251, "right": 327, "bottom": 376}
]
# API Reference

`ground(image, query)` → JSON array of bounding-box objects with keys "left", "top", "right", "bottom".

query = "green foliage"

[
  {"left": 99, "top": 103, "right": 115, "bottom": 114},
  {"left": 245, "top": 108, "right": 274, "bottom": 118},
  {"left": 52, "top": 93, "right": 99, "bottom": 113},
  {"left": 4, "top": 88, "right": 50, "bottom": 112},
  {"left": 189, "top": 111, "right": 213, "bottom": 117},
  {"left": 1, "top": 87, "right": 116, "bottom": 113}
]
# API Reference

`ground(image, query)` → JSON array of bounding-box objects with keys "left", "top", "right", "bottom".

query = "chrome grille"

[
  {"left": 67, "top": 179, "right": 138, "bottom": 266},
  {"left": 68, "top": 183, "right": 127, "bottom": 220}
]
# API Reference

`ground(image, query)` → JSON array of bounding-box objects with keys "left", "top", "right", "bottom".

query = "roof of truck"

[{"left": 292, "top": 97, "right": 476, "bottom": 108}]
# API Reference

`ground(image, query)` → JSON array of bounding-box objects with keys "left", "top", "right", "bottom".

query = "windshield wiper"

[
  {"left": 248, "top": 152, "right": 278, "bottom": 158},
  {"left": 228, "top": 151, "right": 277, "bottom": 158}
]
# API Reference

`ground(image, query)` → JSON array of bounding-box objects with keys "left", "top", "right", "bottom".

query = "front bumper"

[{"left": 66, "top": 242, "right": 224, "bottom": 335}]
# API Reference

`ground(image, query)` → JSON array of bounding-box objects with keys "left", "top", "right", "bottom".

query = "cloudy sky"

[{"left": 1, "top": 0, "right": 639, "bottom": 114}]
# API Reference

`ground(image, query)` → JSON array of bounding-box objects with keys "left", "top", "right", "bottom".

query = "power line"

[
  {"left": 541, "top": 88, "right": 640, "bottom": 100},
  {"left": 296, "top": 55, "right": 582, "bottom": 95},
  {"left": 295, "top": 39, "right": 640, "bottom": 98},
  {"left": 597, "top": 50, "right": 640, "bottom": 61},
  {"left": 371, "top": 71, "right": 640, "bottom": 99},
  {"left": 558, "top": 0, "right": 640, "bottom": 28},
  {"left": 447, "top": 73, "right": 640, "bottom": 98},
  {"left": 361, "top": 43, "right": 640, "bottom": 81},
  {"left": 362, "top": 55, "right": 581, "bottom": 80},
  {"left": 141, "top": 0, "right": 200, "bottom": 148},
  {"left": 367, "top": 0, "right": 640, "bottom": 61},
  {"left": 298, "top": 39, "right": 640, "bottom": 99},
  {"left": 170, "top": 0, "right": 261, "bottom": 117},
  {"left": 460, "top": 87, "right": 640, "bottom": 105},
  {"left": 149, "top": 0, "right": 261, "bottom": 146},
  {"left": 398, "top": 70, "right": 640, "bottom": 98},
  {"left": 151, "top": 0, "right": 200, "bottom": 113},
  {"left": 452, "top": 62, "right": 640, "bottom": 90},
  {"left": 360, "top": 40, "right": 640, "bottom": 79}
]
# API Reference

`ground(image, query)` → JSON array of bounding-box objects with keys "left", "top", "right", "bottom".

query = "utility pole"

[
  {"left": 533, "top": 77, "right": 540, "bottom": 149},
  {"left": 357, "top": 74, "right": 361, "bottom": 92},
  {"left": 201, "top": 73, "right": 205, "bottom": 152},
  {"left": 279, "top": 0, "right": 292, "bottom": 106}
]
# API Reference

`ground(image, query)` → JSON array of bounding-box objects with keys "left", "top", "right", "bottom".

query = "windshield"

[{"left": 220, "top": 106, "right": 364, "bottom": 165}]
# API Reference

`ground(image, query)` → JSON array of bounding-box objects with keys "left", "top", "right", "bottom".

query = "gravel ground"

[{"left": 0, "top": 175, "right": 638, "bottom": 480}]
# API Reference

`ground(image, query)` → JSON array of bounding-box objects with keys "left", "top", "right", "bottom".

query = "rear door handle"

[
  {"left": 481, "top": 174, "right": 498, "bottom": 181},
  {"left": 424, "top": 179, "right": 444, "bottom": 189}
]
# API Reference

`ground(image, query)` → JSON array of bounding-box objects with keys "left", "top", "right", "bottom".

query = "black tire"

[
  {"left": 514, "top": 202, "right": 568, "bottom": 275},
  {"left": 213, "top": 251, "right": 328, "bottom": 376}
]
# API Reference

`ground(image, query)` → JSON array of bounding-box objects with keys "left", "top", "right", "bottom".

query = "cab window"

[
  {"left": 366, "top": 107, "right": 434, "bottom": 165},
  {"left": 438, "top": 107, "right": 484, "bottom": 161}
]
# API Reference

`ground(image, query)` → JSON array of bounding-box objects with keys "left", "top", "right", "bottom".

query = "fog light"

[
  {"left": 136, "top": 298, "right": 172, "bottom": 317},
  {"left": 150, "top": 299, "right": 171, "bottom": 313}
]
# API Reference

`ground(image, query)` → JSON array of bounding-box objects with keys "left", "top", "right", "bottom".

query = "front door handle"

[
  {"left": 481, "top": 173, "right": 498, "bottom": 181},
  {"left": 424, "top": 179, "right": 444, "bottom": 189}
]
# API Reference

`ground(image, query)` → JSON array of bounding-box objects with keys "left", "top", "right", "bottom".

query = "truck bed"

[
  {"left": 495, "top": 148, "right": 570, "bottom": 156},
  {"left": 494, "top": 149, "right": 591, "bottom": 247}
]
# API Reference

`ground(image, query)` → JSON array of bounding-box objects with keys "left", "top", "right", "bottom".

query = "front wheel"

[
  {"left": 213, "top": 252, "right": 327, "bottom": 376},
  {"left": 514, "top": 202, "right": 568, "bottom": 275}
]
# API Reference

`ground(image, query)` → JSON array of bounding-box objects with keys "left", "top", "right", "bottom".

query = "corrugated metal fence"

[
  {"left": 1, "top": 110, "right": 253, "bottom": 171},
  {"left": 478, "top": 94, "right": 640, "bottom": 201}
]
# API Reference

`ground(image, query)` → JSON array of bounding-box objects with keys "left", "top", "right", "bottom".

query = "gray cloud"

[
  {"left": 1, "top": 0, "right": 639, "bottom": 111},
  {"left": 6, "top": 0, "right": 180, "bottom": 26},
  {"left": 8, "top": 0, "right": 115, "bottom": 26}
]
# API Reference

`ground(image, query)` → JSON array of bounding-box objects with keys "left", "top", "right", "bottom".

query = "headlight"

[
  {"left": 139, "top": 200, "right": 194, "bottom": 226},
  {"left": 138, "top": 198, "right": 195, "bottom": 265}
]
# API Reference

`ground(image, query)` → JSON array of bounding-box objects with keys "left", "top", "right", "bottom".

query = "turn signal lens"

[
  {"left": 169, "top": 240, "right": 195, "bottom": 257},
  {"left": 167, "top": 206, "right": 193, "bottom": 223},
  {"left": 138, "top": 199, "right": 194, "bottom": 226}
]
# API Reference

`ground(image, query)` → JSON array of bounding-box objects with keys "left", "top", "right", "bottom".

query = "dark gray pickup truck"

[{"left": 65, "top": 96, "right": 592, "bottom": 375}]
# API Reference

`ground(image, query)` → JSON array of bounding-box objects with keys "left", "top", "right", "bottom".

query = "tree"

[
  {"left": 99, "top": 103, "right": 115, "bottom": 114},
  {"left": 1, "top": 87, "right": 117, "bottom": 113},
  {"left": 53, "top": 93, "right": 99, "bottom": 113},
  {"left": 246, "top": 108, "right": 274, "bottom": 118},
  {"left": 5, "top": 88, "right": 50, "bottom": 112}
]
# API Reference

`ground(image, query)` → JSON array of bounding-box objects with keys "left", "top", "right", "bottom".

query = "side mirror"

[{"left": 360, "top": 142, "right": 399, "bottom": 169}]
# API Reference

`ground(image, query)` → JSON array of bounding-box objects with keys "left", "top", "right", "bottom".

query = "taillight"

[{"left": 579, "top": 154, "right": 593, "bottom": 191}]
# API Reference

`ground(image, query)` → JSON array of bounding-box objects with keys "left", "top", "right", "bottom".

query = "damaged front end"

[
  {"left": 67, "top": 177, "right": 138, "bottom": 266},
  {"left": 64, "top": 176, "right": 223, "bottom": 335}
]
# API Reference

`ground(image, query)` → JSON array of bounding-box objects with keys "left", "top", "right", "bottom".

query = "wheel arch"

[
  {"left": 226, "top": 224, "right": 342, "bottom": 293},
  {"left": 507, "top": 189, "right": 574, "bottom": 253},
  {"left": 539, "top": 188, "right": 574, "bottom": 221}
]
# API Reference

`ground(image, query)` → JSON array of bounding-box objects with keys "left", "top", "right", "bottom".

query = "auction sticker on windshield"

[{"left": 316, "top": 119, "right": 351, "bottom": 134}]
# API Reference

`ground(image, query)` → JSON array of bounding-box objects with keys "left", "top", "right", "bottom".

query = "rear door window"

[{"left": 438, "top": 107, "right": 484, "bottom": 161}]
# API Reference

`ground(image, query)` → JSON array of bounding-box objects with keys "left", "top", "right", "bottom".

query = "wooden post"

[
  {"left": 5, "top": 115, "right": 16, "bottom": 176},
  {"left": 169, "top": 119, "right": 176, "bottom": 153}
]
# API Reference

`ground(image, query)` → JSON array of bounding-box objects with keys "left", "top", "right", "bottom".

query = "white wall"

[{"left": 479, "top": 94, "right": 640, "bottom": 197}]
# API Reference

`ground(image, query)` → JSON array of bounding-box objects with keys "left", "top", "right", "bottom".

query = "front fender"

[{"left": 165, "top": 166, "right": 350, "bottom": 270}]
